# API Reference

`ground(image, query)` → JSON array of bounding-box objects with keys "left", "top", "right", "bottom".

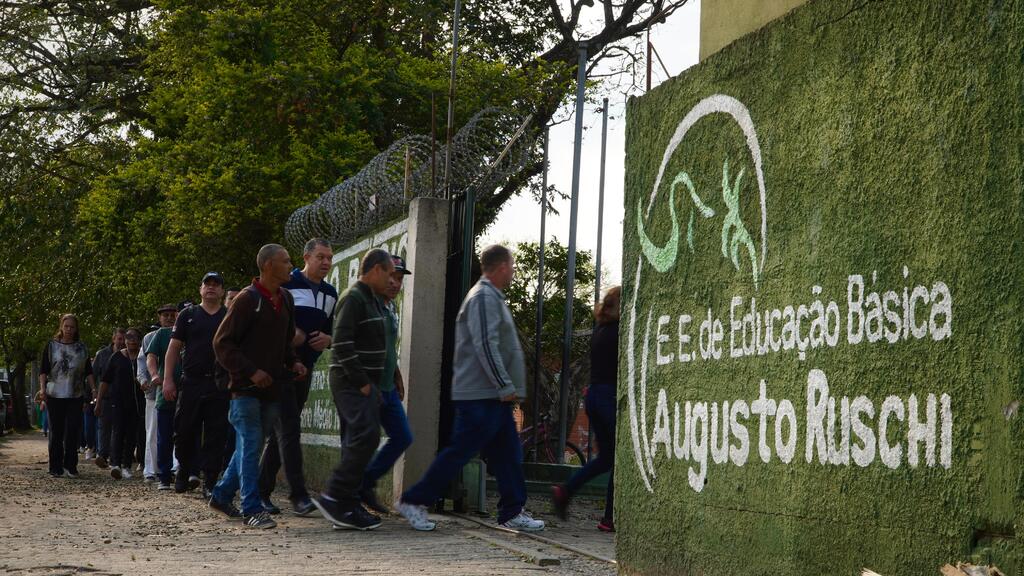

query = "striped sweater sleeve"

[
  {"left": 466, "top": 292, "right": 517, "bottom": 398},
  {"left": 329, "top": 290, "right": 372, "bottom": 389}
]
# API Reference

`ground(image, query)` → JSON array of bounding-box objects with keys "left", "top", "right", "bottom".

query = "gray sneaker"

[
  {"left": 499, "top": 512, "right": 544, "bottom": 532},
  {"left": 395, "top": 501, "right": 436, "bottom": 531}
]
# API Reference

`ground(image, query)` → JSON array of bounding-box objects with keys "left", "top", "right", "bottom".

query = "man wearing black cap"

[
  {"left": 358, "top": 255, "right": 414, "bottom": 513},
  {"left": 163, "top": 272, "right": 228, "bottom": 495}
]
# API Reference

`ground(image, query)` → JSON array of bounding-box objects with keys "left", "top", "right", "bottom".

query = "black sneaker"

[
  {"left": 331, "top": 507, "right": 382, "bottom": 531},
  {"left": 261, "top": 498, "right": 281, "bottom": 515},
  {"left": 360, "top": 489, "right": 388, "bottom": 515},
  {"left": 187, "top": 475, "right": 201, "bottom": 491},
  {"left": 243, "top": 511, "right": 277, "bottom": 529},
  {"left": 311, "top": 495, "right": 376, "bottom": 528},
  {"left": 174, "top": 471, "right": 188, "bottom": 493},
  {"left": 292, "top": 498, "right": 319, "bottom": 517},
  {"left": 208, "top": 496, "right": 242, "bottom": 519}
]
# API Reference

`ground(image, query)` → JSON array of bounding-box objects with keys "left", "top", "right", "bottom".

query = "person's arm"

[
  {"left": 94, "top": 359, "right": 115, "bottom": 415},
  {"left": 214, "top": 291, "right": 270, "bottom": 387},
  {"left": 318, "top": 292, "right": 335, "bottom": 349},
  {"left": 395, "top": 367, "right": 405, "bottom": 402},
  {"left": 284, "top": 291, "right": 300, "bottom": 371},
  {"left": 137, "top": 350, "right": 151, "bottom": 392},
  {"left": 163, "top": 338, "right": 183, "bottom": 401},
  {"left": 38, "top": 342, "right": 51, "bottom": 405},
  {"left": 146, "top": 352, "right": 161, "bottom": 387},
  {"left": 84, "top": 357, "right": 95, "bottom": 398},
  {"left": 329, "top": 292, "right": 372, "bottom": 394},
  {"left": 465, "top": 293, "right": 517, "bottom": 400},
  {"left": 94, "top": 380, "right": 109, "bottom": 416}
]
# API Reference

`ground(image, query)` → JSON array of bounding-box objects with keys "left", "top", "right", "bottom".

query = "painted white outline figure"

[{"left": 627, "top": 94, "right": 768, "bottom": 492}]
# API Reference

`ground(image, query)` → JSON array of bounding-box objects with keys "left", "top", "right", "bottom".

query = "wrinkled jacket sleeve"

[
  {"left": 465, "top": 292, "right": 517, "bottom": 398},
  {"left": 329, "top": 291, "right": 371, "bottom": 390},
  {"left": 284, "top": 290, "right": 298, "bottom": 369},
  {"left": 214, "top": 291, "right": 258, "bottom": 381}
]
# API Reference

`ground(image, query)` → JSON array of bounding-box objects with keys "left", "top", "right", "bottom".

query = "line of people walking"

[{"left": 37, "top": 239, "right": 619, "bottom": 534}]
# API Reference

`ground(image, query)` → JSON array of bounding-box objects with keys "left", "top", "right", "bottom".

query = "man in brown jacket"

[{"left": 208, "top": 243, "right": 307, "bottom": 530}]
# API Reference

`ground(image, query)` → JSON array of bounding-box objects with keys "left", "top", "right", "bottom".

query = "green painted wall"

[
  {"left": 300, "top": 217, "right": 408, "bottom": 504},
  {"left": 618, "top": 1, "right": 1023, "bottom": 574}
]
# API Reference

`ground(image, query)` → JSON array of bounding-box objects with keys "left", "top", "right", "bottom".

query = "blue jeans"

[
  {"left": 213, "top": 397, "right": 279, "bottom": 517},
  {"left": 82, "top": 408, "right": 98, "bottom": 450},
  {"left": 401, "top": 399, "right": 526, "bottom": 524},
  {"left": 362, "top": 388, "right": 413, "bottom": 492}
]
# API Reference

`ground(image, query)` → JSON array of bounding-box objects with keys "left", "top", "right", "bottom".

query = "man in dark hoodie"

[{"left": 208, "top": 244, "right": 306, "bottom": 530}]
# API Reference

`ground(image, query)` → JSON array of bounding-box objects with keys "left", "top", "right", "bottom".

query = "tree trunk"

[{"left": 11, "top": 360, "right": 30, "bottom": 429}]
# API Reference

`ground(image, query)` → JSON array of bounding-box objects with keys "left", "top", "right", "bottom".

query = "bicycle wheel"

[{"left": 538, "top": 439, "right": 587, "bottom": 465}]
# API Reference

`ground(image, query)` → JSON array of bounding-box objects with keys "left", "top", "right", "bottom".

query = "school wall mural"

[{"left": 618, "top": 0, "right": 1023, "bottom": 574}]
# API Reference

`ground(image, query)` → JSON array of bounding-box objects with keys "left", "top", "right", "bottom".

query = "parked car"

[{"left": 0, "top": 380, "right": 11, "bottom": 435}]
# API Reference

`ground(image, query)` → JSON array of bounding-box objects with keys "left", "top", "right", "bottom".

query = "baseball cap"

[
  {"left": 392, "top": 255, "right": 412, "bottom": 275},
  {"left": 202, "top": 271, "right": 224, "bottom": 285},
  {"left": 156, "top": 303, "right": 176, "bottom": 314}
]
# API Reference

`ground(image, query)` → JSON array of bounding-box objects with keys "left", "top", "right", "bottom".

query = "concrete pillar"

[{"left": 391, "top": 197, "right": 449, "bottom": 497}]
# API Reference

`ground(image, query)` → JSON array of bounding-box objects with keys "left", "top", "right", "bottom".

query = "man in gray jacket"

[{"left": 396, "top": 244, "right": 544, "bottom": 532}]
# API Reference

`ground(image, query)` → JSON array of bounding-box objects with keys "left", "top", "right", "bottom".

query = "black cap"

[
  {"left": 392, "top": 255, "right": 412, "bottom": 275},
  {"left": 202, "top": 271, "right": 224, "bottom": 285},
  {"left": 156, "top": 303, "right": 176, "bottom": 314},
  {"left": 177, "top": 300, "right": 193, "bottom": 311}
]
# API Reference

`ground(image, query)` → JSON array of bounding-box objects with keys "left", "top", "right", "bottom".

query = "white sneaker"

[
  {"left": 395, "top": 501, "right": 436, "bottom": 531},
  {"left": 499, "top": 512, "right": 544, "bottom": 532},
  {"left": 122, "top": 467, "right": 133, "bottom": 479},
  {"left": 84, "top": 449, "right": 95, "bottom": 460}
]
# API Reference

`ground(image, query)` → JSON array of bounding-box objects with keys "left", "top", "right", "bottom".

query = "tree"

[
  {"left": 0, "top": 0, "right": 690, "bottom": 398},
  {"left": 505, "top": 239, "right": 595, "bottom": 434}
]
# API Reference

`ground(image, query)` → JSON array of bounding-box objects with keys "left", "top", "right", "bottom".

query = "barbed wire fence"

[{"left": 284, "top": 107, "right": 533, "bottom": 251}]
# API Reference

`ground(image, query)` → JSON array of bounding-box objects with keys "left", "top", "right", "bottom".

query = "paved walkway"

[{"left": 0, "top": 433, "right": 616, "bottom": 576}]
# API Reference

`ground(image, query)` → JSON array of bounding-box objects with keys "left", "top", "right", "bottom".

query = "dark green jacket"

[{"left": 329, "top": 281, "right": 387, "bottom": 391}]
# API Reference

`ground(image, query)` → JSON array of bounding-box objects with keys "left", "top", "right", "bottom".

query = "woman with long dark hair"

[
  {"left": 38, "top": 314, "right": 94, "bottom": 478},
  {"left": 551, "top": 286, "right": 621, "bottom": 532}
]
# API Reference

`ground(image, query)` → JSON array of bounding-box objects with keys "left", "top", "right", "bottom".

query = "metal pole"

[
  {"left": 587, "top": 97, "right": 608, "bottom": 462},
  {"left": 431, "top": 93, "right": 437, "bottom": 197},
  {"left": 531, "top": 128, "right": 549, "bottom": 460},
  {"left": 594, "top": 98, "right": 608, "bottom": 311},
  {"left": 444, "top": 0, "right": 461, "bottom": 200},
  {"left": 557, "top": 44, "right": 587, "bottom": 463},
  {"left": 646, "top": 29, "right": 652, "bottom": 92}
]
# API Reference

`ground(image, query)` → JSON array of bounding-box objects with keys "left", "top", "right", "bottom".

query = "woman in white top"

[{"left": 38, "top": 314, "right": 95, "bottom": 478}]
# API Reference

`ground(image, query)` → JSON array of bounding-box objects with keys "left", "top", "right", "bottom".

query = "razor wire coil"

[{"left": 285, "top": 107, "right": 532, "bottom": 251}]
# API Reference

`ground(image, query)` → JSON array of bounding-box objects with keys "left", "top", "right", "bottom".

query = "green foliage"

[
  {"left": 0, "top": 0, "right": 684, "bottom": 371},
  {"left": 506, "top": 239, "right": 595, "bottom": 363},
  {"left": 74, "top": 0, "right": 550, "bottom": 329}
]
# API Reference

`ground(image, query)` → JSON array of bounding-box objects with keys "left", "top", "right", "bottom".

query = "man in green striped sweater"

[{"left": 312, "top": 248, "right": 395, "bottom": 531}]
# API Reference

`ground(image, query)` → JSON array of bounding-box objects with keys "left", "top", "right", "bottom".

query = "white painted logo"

[
  {"left": 627, "top": 95, "right": 954, "bottom": 494},
  {"left": 629, "top": 94, "right": 768, "bottom": 491}
]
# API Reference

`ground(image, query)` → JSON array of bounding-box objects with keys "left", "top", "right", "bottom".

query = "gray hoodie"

[{"left": 451, "top": 277, "right": 526, "bottom": 401}]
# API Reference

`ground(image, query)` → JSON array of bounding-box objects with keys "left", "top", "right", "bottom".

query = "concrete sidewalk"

[{"left": 0, "top": 433, "right": 615, "bottom": 576}]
